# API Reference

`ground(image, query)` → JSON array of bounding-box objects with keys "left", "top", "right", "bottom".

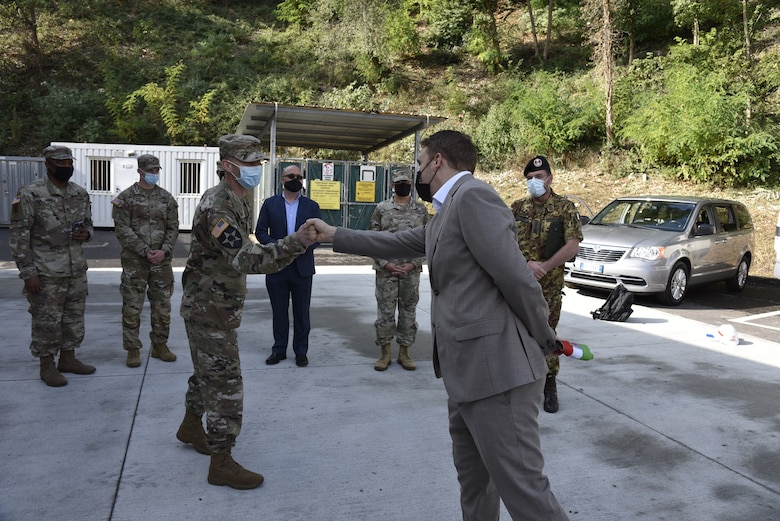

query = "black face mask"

[
  {"left": 394, "top": 183, "right": 412, "bottom": 197},
  {"left": 52, "top": 166, "right": 74, "bottom": 183},
  {"left": 414, "top": 157, "right": 437, "bottom": 203},
  {"left": 284, "top": 179, "right": 303, "bottom": 192}
]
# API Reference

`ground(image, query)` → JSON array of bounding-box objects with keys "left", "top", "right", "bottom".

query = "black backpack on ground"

[{"left": 591, "top": 284, "right": 634, "bottom": 322}]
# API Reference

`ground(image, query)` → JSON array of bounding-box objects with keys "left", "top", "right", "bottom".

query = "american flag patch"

[
  {"left": 111, "top": 198, "right": 121, "bottom": 206},
  {"left": 211, "top": 219, "right": 230, "bottom": 238},
  {"left": 12, "top": 196, "right": 20, "bottom": 205}
]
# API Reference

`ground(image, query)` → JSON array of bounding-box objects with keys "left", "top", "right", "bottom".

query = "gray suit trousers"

[{"left": 448, "top": 377, "right": 569, "bottom": 521}]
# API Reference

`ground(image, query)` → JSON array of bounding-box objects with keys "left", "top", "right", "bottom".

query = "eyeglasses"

[{"left": 284, "top": 175, "right": 304, "bottom": 181}]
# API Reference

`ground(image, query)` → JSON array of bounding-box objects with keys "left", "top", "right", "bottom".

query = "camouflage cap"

[
  {"left": 43, "top": 145, "right": 74, "bottom": 160},
  {"left": 392, "top": 168, "right": 413, "bottom": 183},
  {"left": 523, "top": 155, "right": 551, "bottom": 177},
  {"left": 137, "top": 154, "right": 161, "bottom": 170},
  {"left": 218, "top": 134, "right": 267, "bottom": 162}
]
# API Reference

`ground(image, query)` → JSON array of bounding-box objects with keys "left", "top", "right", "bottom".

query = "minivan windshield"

[{"left": 590, "top": 200, "right": 697, "bottom": 231}]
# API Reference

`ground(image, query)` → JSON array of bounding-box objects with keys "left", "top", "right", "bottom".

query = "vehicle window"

[
  {"left": 592, "top": 200, "right": 695, "bottom": 230},
  {"left": 696, "top": 208, "right": 711, "bottom": 226},
  {"left": 591, "top": 200, "right": 632, "bottom": 224},
  {"left": 733, "top": 203, "right": 753, "bottom": 230},
  {"left": 714, "top": 205, "right": 737, "bottom": 232}
]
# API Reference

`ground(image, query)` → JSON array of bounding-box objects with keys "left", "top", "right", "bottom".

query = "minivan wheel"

[
  {"left": 725, "top": 255, "right": 750, "bottom": 292},
  {"left": 658, "top": 261, "right": 689, "bottom": 306}
]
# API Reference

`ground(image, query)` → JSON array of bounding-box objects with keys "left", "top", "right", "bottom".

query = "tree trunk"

[
  {"left": 528, "top": 1, "right": 540, "bottom": 58},
  {"left": 543, "top": 0, "right": 553, "bottom": 61},
  {"left": 603, "top": 0, "right": 614, "bottom": 146}
]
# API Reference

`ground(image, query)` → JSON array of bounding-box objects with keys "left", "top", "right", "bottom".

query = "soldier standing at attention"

[
  {"left": 511, "top": 155, "right": 583, "bottom": 413},
  {"left": 175, "top": 134, "right": 316, "bottom": 490},
  {"left": 368, "top": 168, "right": 429, "bottom": 371},
  {"left": 112, "top": 154, "right": 179, "bottom": 368},
  {"left": 10, "top": 144, "right": 96, "bottom": 387}
]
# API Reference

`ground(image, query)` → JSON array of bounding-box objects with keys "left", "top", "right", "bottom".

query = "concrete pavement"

[{"left": 1, "top": 265, "right": 779, "bottom": 521}]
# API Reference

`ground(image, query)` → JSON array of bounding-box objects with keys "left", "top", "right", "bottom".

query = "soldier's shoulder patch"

[
  {"left": 12, "top": 196, "right": 20, "bottom": 206},
  {"left": 111, "top": 197, "right": 123, "bottom": 207},
  {"left": 211, "top": 218, "right": 243, "bottom": 249}
]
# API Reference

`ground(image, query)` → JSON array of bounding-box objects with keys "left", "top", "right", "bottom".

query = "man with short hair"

[
  {"left": 306, "top": 130, "right": 570, "bottom": 520},
  {"left": 112, "top": 154, "right": 179, "bottom": 368},
  {"left": 256, "top": 164, "right": 321, "bottom": 367},
  {"left": 368, "top": 167, "right": 429, "bottom": 371},
  {"left": 511, "top": 155, "right": 583, "bottom": 413},
  {"left": 10, "top": 144, "right": 96, "bottom": 387},
  {"left": 176, "top": 134, "right": 316, "bottom": 490}
]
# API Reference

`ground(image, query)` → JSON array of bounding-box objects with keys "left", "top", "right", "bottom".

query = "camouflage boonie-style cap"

[
  {"left": 391, "top": 168, "right": 413, "bottom": 183},
  {"left": 137, "top": 154, "right": 161, "bottom": 170},
  {"left": 43, "top": 145, "right": 74, "bottom": 160},
  {"left": 218, "top": 134, "right": 267, "bottom": 162}
]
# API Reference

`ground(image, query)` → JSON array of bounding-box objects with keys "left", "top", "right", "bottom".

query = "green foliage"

[
  {"left": 122, "top": 62, "right": 217, "bottom": 145},
  {"left": 32, "top": 83, "right": 111, "bottom": 144},
  {"left": 1, "top": 0, "right": 779, "bottom": 193},
  {"left": 275, "top": 0, "right": 316, "bottom": 25},
  {"left": 422, "top": 0, "right": 473, "bottom": 50},
  {"left": 473, "top": 71, "right": 603, "bottom": 167},
  {"left": 616, "top": 35, "right": 780, "bottom": 187}
]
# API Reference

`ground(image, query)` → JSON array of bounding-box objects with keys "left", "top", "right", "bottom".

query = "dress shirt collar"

[{"left": 432, "top": 171, "right": 470, "bottom": 212}]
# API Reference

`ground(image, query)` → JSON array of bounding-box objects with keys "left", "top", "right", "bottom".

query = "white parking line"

[{"left": 729, "top": 310, "right": 780, "bottom": 332}]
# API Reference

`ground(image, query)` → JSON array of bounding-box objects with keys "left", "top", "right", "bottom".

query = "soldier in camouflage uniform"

[
  {"left": 511, "top": 156, "right": 582, "bottom": 413},
  {"left": 368, "top": 168, "right": 430, "bottom": 371},
  {"left": 175, "top": 134, "right": 316, "bottom": 490},
  {"left": 112, "top": 154, "right": 179, "bottom": 368},
  {"left": 10, "top": 144, "right": 97, "bottom": 387}
]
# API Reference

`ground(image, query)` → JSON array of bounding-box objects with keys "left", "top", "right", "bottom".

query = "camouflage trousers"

[
  {"left": 120, "top": 258, "right": 174, "bottom": 351},
  {"left": 542, "top": 283, "right": 563, "bottom": 377},
  {"left": 374, "top": 270, "right": 420, "bottom": 346},
  {"left": 23, "top": 273, "right": 88, "bottom": 358},
  {"left": 183, "top": 321, "right": 243, "bottom": 454}
]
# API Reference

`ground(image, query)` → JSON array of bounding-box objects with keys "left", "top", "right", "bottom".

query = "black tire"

[
  {"left": 658, "top": 261, "right": 689, "bottom": 306},
  {"left": 725, "top": 255, "right": 750, "bottom": 292}
]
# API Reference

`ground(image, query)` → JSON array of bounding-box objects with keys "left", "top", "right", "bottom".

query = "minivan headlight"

[{"left": 630, "top": 246, "right": 665, "bottom": 260}]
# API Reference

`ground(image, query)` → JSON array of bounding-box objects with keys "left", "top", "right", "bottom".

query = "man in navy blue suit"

[{"left": 256, "top": 165, "right": 321, "bottom": 367}]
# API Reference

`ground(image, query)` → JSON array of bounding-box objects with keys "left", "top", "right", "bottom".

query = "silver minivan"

[{"left": 564, "top": 196, "right": 754, "bottom": 305}]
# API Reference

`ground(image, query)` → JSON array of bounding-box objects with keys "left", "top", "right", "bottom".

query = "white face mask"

[{"left": 527, "top": 177, "right": 547, "bottom": 198}]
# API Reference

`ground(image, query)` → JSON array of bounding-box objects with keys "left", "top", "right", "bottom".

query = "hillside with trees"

[{"left": 2, "top": 1, "right": 780, "bottom": 274}]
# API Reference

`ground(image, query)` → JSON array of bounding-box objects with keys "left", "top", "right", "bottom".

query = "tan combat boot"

[
  {"left": 397, "top": 345, "right": 416, "bottom": 371},
  {"left": 374, "top": 343, "right": 392, "bottom": 371},
  {"left": 40, "top": 355, "right": 67, "bottom": 387},
  {"left": 176, "top": 411, "right": 210, "bottom": 455},
  {"left": 208, "top": 451, "right": 264, "bottom": 489},
  {"left": 57, "top": 350, "right": 96, "bottom": 374},
  {"left": 151, "top": 344, "right": 177, "bottom": 362},
  {"left": 126, "top": 349, "right": 141, "bottom": 368}
]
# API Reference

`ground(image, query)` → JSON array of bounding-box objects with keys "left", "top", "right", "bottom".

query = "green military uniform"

[
  {"left": 10, "top": 175, "right": 93, "bottom": 358},
  {"left": 112, "top": 181, "right": 179, "bottom": 353},
  {"left": 180, "top": 179, "right": 306, "bottom": 454},
  {"left": 369, "top": 196, "right": 429, "bottom": 347},
  {"left": 511, "top": 190, "right": 583, "bottom": 376}
]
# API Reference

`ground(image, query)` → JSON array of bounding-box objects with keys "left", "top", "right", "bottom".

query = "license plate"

[{"left": 579, "top": 261, "right": 604, "bottom": 273}]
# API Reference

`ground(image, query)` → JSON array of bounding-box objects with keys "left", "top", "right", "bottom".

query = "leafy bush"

[{"left": 617, "top": 35, "right": 780, "bottom": 187}]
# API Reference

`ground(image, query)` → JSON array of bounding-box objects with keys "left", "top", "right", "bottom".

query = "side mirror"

[
  {"left": 695, "top": 223, "right": 716, "bottom": 236},
  {"left": 580, "top": 215, "right": 591, "bottom": 225}
]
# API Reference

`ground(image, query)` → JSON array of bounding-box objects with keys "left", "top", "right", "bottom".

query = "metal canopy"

[{"left": 235, "top": 102, "right": 446, "bottom": 157}]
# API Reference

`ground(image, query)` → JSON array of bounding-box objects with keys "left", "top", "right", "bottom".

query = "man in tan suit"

[{"left": 306, "top": 130, "right": 570, "bottom": 520}]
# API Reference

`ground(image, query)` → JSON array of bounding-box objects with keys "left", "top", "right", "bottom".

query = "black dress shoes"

[
  {"left": 266, "top": 353, "right": 287, "bottom": 365},
  {"left": 295, "top": 355, "right": 308, "bottom": 367}
]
